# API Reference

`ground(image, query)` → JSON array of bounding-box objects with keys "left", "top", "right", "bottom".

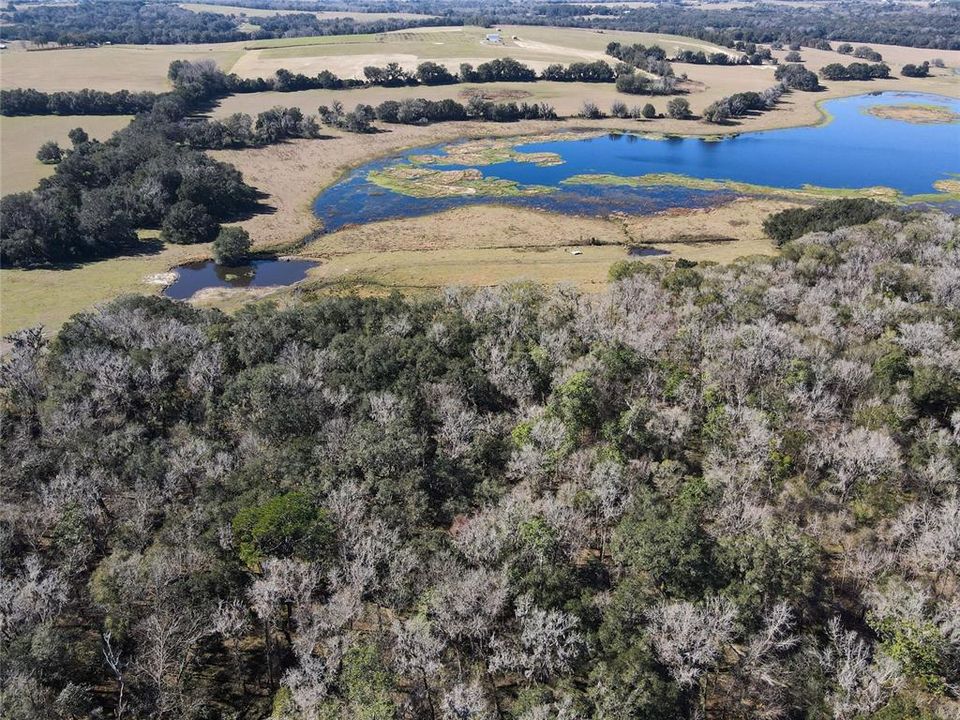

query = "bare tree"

[
  {"left": 489, "top": 595, "right": 584, "bottom": 682},
  {"left": 817, "top": 617, "right": 902, "bottom": 720}
]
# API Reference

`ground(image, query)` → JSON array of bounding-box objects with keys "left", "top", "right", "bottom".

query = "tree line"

[
  {"left": 2, "top": 207, "right": 958, "bottom": 719},
  {"left": 0, "top": 87, "right": 160, "bottom": 117},
  {"left": 476, "top": 1, "right": 960, "bottom": 50},
  {"left": 820, "top": 62, "right": 891, "bottom": 81},
  {"left": 0, "top": 0, "right": 451, "bottom": 45},
  {"left": 702, "top": 84, "right": 786, "bottom": 124},
  {"left": 319, "top": 95, "right": 559, "bottom": 131}
]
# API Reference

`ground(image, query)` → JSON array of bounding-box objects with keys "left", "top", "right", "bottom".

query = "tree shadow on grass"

[{"left": 12, "top": 235, "right": 167, "bottom": 272}]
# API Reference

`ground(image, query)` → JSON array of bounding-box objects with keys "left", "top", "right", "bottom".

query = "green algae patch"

[
  {"left": 368, "top": 165, "right": 555, "bottom": 199},
  {"left": 410, "top": 138, "right": 564, "bottom": 168},
  {"left": 559, "top": 172, "right": 960, "bottom": 204},
  {"left": 864, "top": 104, "right": 960, "bottom": 125}
]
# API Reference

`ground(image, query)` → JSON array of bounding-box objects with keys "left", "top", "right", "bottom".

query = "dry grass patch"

[
  {"left": 306, "top": 205, "right": 629, "bottom": 256},
  {"left": 618, "top": 198, "right": 795, "bottom": 247}
]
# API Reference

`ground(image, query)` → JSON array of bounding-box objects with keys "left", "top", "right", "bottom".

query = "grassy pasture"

[{"left": 0, "top": 114, "right": 131, "bottom": 194}]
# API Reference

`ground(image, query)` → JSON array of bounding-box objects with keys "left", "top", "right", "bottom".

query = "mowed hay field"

[{"left": 0, "top": 114, "right": 130, "bottom": 194}]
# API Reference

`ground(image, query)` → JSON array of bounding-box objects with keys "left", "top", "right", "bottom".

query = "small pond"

[
  {"left": 164, "top": 259, "right": 319, "bottom": 300},
  {"left": 629, "top": 246, "right": 672, "bottom": 256},
  {"left": 312, "top": 92, "right": 960, "bottom": 232}
]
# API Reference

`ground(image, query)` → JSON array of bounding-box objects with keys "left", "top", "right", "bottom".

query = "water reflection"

[{"left": 164, "top": 259, "right": 319, "bottom": 300}]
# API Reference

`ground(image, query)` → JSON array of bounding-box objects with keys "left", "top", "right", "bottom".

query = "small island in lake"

[{"left": 865, "top": 103, "right": 960, "bottom": 124}]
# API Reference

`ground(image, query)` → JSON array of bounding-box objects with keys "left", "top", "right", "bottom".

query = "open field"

[
  {"left": 0, "top": 114, "right": 130, "bottom": 194},
  {"left": 0, "top": 42, "right": 243, "bottom": 91},
  {"left": 213, "top": 29, "right": 960, "bottom": 124}
]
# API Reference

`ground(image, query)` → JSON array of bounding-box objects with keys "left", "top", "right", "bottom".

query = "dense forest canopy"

[
  {"left": 2, "top": 0, "right": 958, "bottom": 49},
  {"left": 2, "top": 211, "right": 958, "bottom": 719}
]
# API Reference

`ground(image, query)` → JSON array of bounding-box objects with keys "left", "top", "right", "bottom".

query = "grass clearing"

[{"left": 1, "top": 114, "right": 131, "bottom": 194}]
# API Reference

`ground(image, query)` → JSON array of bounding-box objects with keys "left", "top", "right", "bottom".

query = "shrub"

[
  {"left": 414, "top": 61, "right": 456, "bottom": 85},
  {"left": 666, "top": 97, "right": 692, "bottom": 119},
  {"left": 901, "top": 62, "right": 930, "bottom": 78},
  {"left": 232, "top": 491, "right": 335, "bottom": 567},
  {"left": 853, "top": 46, "right": 883, "bottom": 61},
  {"left": 641, "top": 103, "right": 657, "bottom": 118},
  {"left": 774, "top": 63, "right": 820, "bottom": 90},
  {"left": 579, "top": 101, "right": 603, "bottom": 119},
  {"left": 610, "top": 100, "right": 630, "bottom": 118},
  {"left": 67, "top": 127, "right": 88, "bottom": 146},
  {"left": 213, "top": 226, "right": 251, "bottom": 265},
  {"left": 36, "top": 141, "right": 63, "bottom": 164}
]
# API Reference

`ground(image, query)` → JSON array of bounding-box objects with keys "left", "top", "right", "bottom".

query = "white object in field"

[
  {"left": 569, "top": 249, "right": 583, "bottom": 256},
  {"left": 485, "top": 33, "right": 502, "bottom": 43}
]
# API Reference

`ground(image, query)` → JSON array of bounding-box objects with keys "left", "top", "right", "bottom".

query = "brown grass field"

[
  {"left": 0, "top": 41, "right": 243, "bottom": 91},
  {"left": 0, "top": 114, "right": 130, "bottom": 194}
]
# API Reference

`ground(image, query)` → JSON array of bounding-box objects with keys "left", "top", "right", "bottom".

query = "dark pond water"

[
  {"left": 164, "top": 259, "right": 319, "bottom": 300},
  {"left": 312, "top": 92, "right": 960, "bottom": 232},
  {"left": 629, "top": 246, "right": 672, "bottom": 256}
]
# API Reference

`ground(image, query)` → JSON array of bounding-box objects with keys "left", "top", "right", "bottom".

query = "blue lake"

[{"left": 313, "top": 92, "right": 960, "bottom": 232}]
